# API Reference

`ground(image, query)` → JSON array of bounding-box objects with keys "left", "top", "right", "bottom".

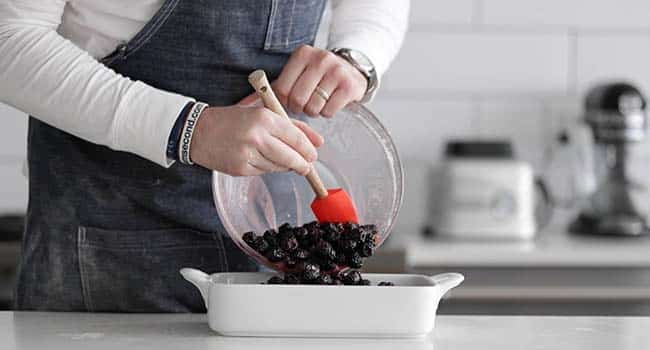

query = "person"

[{"left": 0, "top": 0, "right": 409, "bottom": 312}]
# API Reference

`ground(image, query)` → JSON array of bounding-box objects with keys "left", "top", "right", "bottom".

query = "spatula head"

[{"left": 311, "top": 188, "right": 359, "bottom": 224}]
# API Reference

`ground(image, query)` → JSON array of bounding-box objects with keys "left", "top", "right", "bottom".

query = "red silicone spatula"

[{"left": 248, "top": 70, "right": 359, "bottom": 224}]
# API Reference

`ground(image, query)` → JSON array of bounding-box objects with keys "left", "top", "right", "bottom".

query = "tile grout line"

[
  {"left": 567, "top": 28, "right": 579, "bottom": 96},
  {"left": 472, "top": 0, "right": 484, "bottom": 29}
]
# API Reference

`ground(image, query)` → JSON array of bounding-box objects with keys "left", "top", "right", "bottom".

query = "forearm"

[
  {"left": 329, "top": 0, "right": 410, "bottom": 77},
  {"left": 0, "top": 1, "right": 192, "bottom": 167}
]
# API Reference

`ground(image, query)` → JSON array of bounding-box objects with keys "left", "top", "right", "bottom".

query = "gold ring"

[{"left": 314, "top": 86, "right": 331, "bottom": 101}]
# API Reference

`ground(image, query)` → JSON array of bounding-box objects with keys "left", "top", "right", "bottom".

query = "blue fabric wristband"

[{"left": 167, "top": 102, "right": 195, "bottom": 161}]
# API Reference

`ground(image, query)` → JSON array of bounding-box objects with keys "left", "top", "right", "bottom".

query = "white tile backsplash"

[
  {"left": 0, "top": 161, "right": 28, "bottom": 213},
  {"left": 576, "top": 34, "right": 650, "bottom": 97},
  {"left": 371, "top": 96, "right": 477, "bottom": 164},
  {"left": 476, "top": 100, "right": 548, "bottom": 169},
  {"left": 483, "top": 0, "right": 650, "bottom": 29},
  {"left": 382, "top": 32, "right": 569, "bottom": 95},
  {"left": 0, "top": 103, "right": 27, "bottom": 159},
  {"left": 409, "top": 0, "right": 475, "bottom": 26}
]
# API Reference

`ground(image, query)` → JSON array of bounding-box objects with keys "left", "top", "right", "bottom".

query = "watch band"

[{"left": 331, "top": 48, "right": 379, "bottom": 103}]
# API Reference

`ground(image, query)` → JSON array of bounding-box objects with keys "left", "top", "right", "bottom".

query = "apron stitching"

[
  {"left": 100, "top": 0, "right": 180, "bottom": 66},
  {"left": 124, "top": 0, "right": 181, "bottom": 59},
  {"left": 214, "top": 233, "right": 229, "bottom": 271},
  {"left": 76, "top": 226, "right": 94, "bottom": 312},
  {"left": 286, "top": 1, "right": 296, "bottom": 47},
  {"left": 264, "top": 0, "right": 278, "bottom": 50}
]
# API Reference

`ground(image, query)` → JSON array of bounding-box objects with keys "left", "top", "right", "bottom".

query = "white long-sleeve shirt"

[{"left": 0, "top": 0, "right": 409, "bottom": 167}]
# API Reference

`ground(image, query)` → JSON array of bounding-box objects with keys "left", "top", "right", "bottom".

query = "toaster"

[{"left": 432, "top": 141, "right": 537, "bottom": 240}]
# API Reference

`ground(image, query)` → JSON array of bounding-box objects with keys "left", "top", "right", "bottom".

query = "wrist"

[
  {"left": 331, "top": 48, "right": 379, "bottom": 103},
  {"left": 178, "top": 102, "right": 209, "bottom": 165}
]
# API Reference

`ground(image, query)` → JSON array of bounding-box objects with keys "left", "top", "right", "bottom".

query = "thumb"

[{"left": 238, "top": 92, "right": 259, "bottom": 106}]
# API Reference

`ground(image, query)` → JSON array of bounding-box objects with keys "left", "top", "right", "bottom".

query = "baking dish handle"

[
  {"left": 180, "top": 268, "right": 211, "bottom": 310},
  {"left": 430, "top": 273, "right": 464, "bottom": 294}
]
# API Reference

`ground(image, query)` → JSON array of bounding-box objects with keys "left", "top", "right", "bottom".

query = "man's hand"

[
  {"left": 241, "top": 45, "right": 368, "bottom": 118},
  {"left": 190, "top": 105, "right": 324, "bottom": 176}
]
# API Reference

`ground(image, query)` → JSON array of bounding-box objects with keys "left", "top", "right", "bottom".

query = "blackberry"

[
  {"left": 284, "top": 274, "right": 301, "bottom": 284},
  {"left": 242, "top": 231, "right": 256, "bottom": 246},
  {"left": 347, "top": 253, "right": 363, "bottom": 269},
  {"left": 348, "top": 228, "right": 362, "bottom": 241},
  {"left": 278, "top": 222, "right": 292, "bottom": 234},
  {"left": 339, "top": 239, "right": 357, "bottom": 253},
  {"left": 305, "top": 222, "right": 322, "bottom": 236},
  {"left": 266, "top": 247, "right": 286, "bottom": 262},
  {"left": 340, "top": 270, "right": 362, "bottom": 285},
  {"left": 378, "top": 281, "right": 395, "bottom": 286},
  {"left": 358, "top": 279, "right": 371, "bottom": 286},
  {"left": 364, "top": 235, "right": 377, "bottom": 247},
  {"left": 293, "top": 248, "right": 310, "bottom": 260},
  {"left": 358, "top": 242, "right": 374, "bottom": 258},
  {"left": 318, "top": 274, "right": 333, "bottom": 285},
  {"left": 293, "top": 227, "right": 310, "bottom": 243},
  {"left": 335, "top": 251, "right": 347, "bottom": 265},
  {"left": 315, "top": 240, "right": 335, "bottom": 259},
  {"left": 285, "top": 258, "right": 298, "bottom": 269},
  {"left": 253, "top": 236, "right": 270, "bottom": 254},
  {"left": 344, "top": 222, "right": 359, "bottom": 231},
  {"left": 361, "top": 225, "right": 378, "bottom": 244},
  {"left": 279, "top": 236, "right": 299, "bottom": 252},
  {"left": 361, "top": 224, "right": 378, "bottom": 235},
  {"left": 305, "top": 221, "right": 319, "bottom": 230},
  {"left": 298, "top": 227, "right": 319, "bottom": 247},
  {"left": 318, "top": 259, "right": 336, "bottom": 273},
  {"left": 322, "top": 223, "right": 341, "bottom": 242},
  {"left": 263, "top": 229, "right": 278, "bottom": 247},
  {"left": 302, "top": 263, "right": 321, "bottom": 281},
  {"left": 267, "top": 276, "right": 284, "bottom": 284}
]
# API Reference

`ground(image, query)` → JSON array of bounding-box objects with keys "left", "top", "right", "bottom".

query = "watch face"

[{"left": 348, "top": 50, "right": 372, "bottom": 71}]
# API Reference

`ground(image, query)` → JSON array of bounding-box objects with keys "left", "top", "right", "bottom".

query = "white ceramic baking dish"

[{"left": 180, "top": 268, "right": 463, "bottom": 338}]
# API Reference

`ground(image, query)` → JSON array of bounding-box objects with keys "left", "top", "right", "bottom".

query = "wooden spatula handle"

[{"left": 248, "top": 70, "right": 329, "bottom": 199}]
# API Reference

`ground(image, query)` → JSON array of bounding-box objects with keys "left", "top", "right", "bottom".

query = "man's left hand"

[{"left": 240, "top": 45, "right": 368, "bottom": 118}]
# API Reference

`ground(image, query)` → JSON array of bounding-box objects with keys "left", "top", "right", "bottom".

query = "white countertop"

[
  {"left": 386, "top": 219, "right": 650, "bottom": 268},
  {"left": 2, "top": 312, "right": 648, "bottom": 350},
  {"left": 400, "top": 230, "right": 650, "bottom": 268}
]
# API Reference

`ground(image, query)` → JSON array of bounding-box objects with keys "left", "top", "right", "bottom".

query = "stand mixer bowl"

[{"left": 212, "top": 103, "right": 404, "bottom": 270}]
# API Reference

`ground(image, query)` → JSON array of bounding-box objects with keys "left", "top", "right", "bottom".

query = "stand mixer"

[{"left": 570, "top": 82, "right": 649, "bottom": 236}]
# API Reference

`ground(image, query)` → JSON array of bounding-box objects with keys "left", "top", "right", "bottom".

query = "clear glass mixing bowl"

[{"left": 212, "top": 103, "right": 403, "bottom": 271}]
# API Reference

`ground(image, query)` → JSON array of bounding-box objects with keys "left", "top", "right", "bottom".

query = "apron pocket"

[
  {"left": 77, "top": 226, "right": 227, "bottom": 312},
  {"left": 264, "top": 0, "right": 325, "bottom": 53}
]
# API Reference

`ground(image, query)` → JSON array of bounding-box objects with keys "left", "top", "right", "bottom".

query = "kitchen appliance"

[
  {"left": 432, "top": 141, "right": 548, "bottom": 240},
  {"left": 180, "top": 268, "right": 463, "bottom": 337},
  {"left": 212, "top": 102, "right": 403, "bottom": 270},
  {"left": 570, "top": 82, "right": 650, "bottom": 236}
]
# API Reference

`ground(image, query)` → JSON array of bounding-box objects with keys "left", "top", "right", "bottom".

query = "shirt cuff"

[
  {"left": 112, "top": 81, "right": 195, "bottom": 168},
  {"left": 166, "top": 101, "right": 195, "bottom": 163}
]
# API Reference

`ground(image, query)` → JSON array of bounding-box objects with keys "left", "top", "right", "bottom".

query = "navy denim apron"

[{"left": 15, "top": 0, "right": 325, "bottom": 312}]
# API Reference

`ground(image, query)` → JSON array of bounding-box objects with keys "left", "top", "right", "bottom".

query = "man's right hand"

[{"left": 190, "top": 105, "right": 324, "bottom": 176}]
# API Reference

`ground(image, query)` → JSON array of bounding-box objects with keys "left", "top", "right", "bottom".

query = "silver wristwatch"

[{"left": 331, "top": 48, "right": 379, "bottom": 103}]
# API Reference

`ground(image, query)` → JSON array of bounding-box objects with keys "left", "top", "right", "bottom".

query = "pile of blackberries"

[{"left": 242, "top": 221, "right": 394, "bottom": 286}]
